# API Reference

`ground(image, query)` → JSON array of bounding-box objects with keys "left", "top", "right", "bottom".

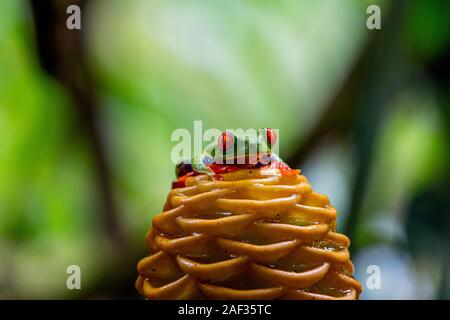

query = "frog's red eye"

[
  {"left": 266, "top": 128, "right": 277, "bottom": 145},
  {"left": 218, "top": 132, "right": 234, "bottom": 151}
]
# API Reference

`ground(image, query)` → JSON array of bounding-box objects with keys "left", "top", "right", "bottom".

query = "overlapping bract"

[{"left": 136, "top": 170, "right": 362, "bottom": 299}]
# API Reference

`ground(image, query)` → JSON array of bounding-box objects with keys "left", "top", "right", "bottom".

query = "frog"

[{"left": 173, "top": 128, "right": 298, "bottom": 188}]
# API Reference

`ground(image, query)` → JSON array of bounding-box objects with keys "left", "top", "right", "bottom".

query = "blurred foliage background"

[{"left": 0, "top": 0, "right": 449, "bottom": 299}]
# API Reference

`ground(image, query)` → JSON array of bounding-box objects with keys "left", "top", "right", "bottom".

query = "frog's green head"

[
  {"left": 173, "top": 128, "right": 298, "bottom": 186},
  {"left": 186, "top": 128, "right": 278, "bottom": 176}
]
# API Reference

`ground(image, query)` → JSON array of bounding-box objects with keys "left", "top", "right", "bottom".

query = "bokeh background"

[{"left": 0, "top": 0, "right": 449, "bottom": 299}]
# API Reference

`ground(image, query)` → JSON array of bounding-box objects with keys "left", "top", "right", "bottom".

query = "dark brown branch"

[
  {"left": 28, "top": 0, "right": 126, "bottom": 248},
  {"left": 287, "top": 0, "right": 409, "bottom": 253}
]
